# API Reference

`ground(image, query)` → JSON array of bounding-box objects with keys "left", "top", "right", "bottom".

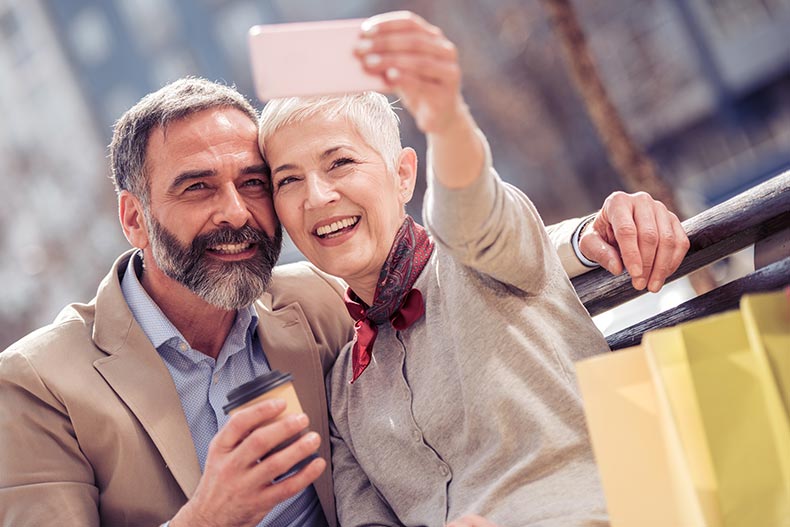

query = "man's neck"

[{"left": 140, "top": 263, "right": 237, "bottom": 360}]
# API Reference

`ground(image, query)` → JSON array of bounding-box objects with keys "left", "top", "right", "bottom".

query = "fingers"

[
  {"left": 360, "top": 50, "right": 460, "bottom": 85},
  {"left": 603, "top": 193, "right": 643, "bottom": 281},
  {"left": 211, "top": 398, "right": 287, "bottom": 452},
  {"left": 258, "top": 456, "right": 326, "bottom": 505},
  {"left": 632, "top": 196, "right": 660, "bottom": 290},
  {"left": 354, "top": 10, "right": 464, "bottom": 134},
  {"left": 248, "top": 428, "right": 324, "bottom": 509},
  {"left": 578, "top": 223, "right": 624, "bottom": 275},
  {"left": 361, "top": 11, "right": 441, "bottom": 37},
  {"left": 235, "top": 412, "right": 312, "bottom": 468},
  {"left": 355, "top": 15, "right": 458, "bottom": 89},
  {"left": 646, "top": 209, "right": 688, "bottom": 292},
  {"left": 355, "top": 31, "right": 456, "bottom": 63}
]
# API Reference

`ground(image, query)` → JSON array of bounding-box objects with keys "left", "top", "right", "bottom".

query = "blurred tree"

[
  {"left": 541, "top": 0, "right": 716, "bottom": 292},
  {"left": 540, "top": 0, "right": 680, "bottom": 213}
]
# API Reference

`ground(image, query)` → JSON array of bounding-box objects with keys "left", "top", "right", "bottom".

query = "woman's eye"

[
  {"left": 330, "top": 157, "right": 355, "bottom": 170},
  {"left": 276, "top": 176, "right": 298, "bottom": 188}
]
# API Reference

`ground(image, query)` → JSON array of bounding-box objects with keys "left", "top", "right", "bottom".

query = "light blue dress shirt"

[{"left": 121, "top": 252, "right": 326, "bottom": 526}]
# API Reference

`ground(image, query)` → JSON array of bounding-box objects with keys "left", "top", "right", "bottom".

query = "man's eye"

[
  {"left": 242, "top": 178, "right": 267, "bottom": 188},
  {"left": 185, "top": 182, "right": 206, "bottom": 191}
]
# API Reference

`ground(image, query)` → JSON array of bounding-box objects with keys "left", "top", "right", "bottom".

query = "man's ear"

[
  {"left": 119, "top": 191, "right": 150, "bottom": 249},
  {"left": 396, "top": 147, "right": 418, "bottom": 205}
]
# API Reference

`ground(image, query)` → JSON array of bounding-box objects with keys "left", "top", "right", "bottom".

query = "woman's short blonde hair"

[{"left": 258, "top": 92, "right": 402, "bottom": 174}]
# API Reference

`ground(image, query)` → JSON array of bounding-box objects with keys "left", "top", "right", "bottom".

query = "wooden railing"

[{"left": 571, "top": 171, "right": 790, "bottom": 350}]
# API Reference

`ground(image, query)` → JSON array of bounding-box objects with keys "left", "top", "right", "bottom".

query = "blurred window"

[
  {"left": 103, "top": 83, "right": 139, "bottom": 125},
  {"left": 214, "top": 1, "right": 261, "bottom": 68},
  {"left": 152, "top": 49, "right": 197, "bottom": 88},
  {"left": 115, "top": 0, "right": 180, "bottom": 53},
  {"left": 270, "top": 0, "right": 369, "bottom": 19},
  {"left": 703, "top": 0, "right": 788, "bottom": 36},
  {"left": 69, "top": 7, "right": 112, "bottom": 66},
  {"left": 213, "top": 2, "right": 259, "bottom": 80},
  {"left": 0, "top": 7, "right": 33, "bottom": 65}
]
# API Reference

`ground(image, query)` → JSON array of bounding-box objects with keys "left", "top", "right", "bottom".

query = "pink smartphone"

[{"left": 248, "top": 19, "right": 389, "bottom": 101}]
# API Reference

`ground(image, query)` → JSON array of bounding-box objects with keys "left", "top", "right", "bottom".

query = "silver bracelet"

[{"left": 571, "top": 214, "right": 601, "bottom": 268}]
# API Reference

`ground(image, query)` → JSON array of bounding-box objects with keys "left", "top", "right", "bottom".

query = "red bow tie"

[{"left": 345, "top": 288, "right": 425, "bottom": 383}]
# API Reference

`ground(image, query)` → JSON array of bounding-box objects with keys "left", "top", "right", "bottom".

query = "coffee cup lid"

[{"left": 223, "top": 370, "right": 293, "bottom": 414}]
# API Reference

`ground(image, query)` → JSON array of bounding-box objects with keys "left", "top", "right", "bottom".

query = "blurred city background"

[{"left": 1, "top": 0, "right": 789, "bottom": 349}]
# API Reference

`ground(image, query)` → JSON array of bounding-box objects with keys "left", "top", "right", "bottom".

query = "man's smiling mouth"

[
  {"left": 315, "top": 216, "right": 360, "bottom": 239},
  {"left": 207, "top": 242, "right": 255, "bottom": 255}
]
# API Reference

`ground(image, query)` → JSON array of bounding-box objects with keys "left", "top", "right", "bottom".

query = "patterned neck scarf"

[{"left": 344, "top": 216, "right": 434, "bottom": 383}]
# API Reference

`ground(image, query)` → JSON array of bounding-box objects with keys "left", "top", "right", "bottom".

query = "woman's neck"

[{"left": 345, "top": 275, "right": 378, "bottom": 306}]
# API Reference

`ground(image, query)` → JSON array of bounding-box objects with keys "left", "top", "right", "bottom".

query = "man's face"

[{"left": 140, "top": 107, "right": 281, "bottom": 310}]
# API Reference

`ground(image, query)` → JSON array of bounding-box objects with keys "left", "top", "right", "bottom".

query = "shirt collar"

[{"left": 120, "top": 250, "right": 259, "bottom": 355}]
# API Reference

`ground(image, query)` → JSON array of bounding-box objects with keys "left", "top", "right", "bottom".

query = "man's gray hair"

[
  {"left": 109, "top": 77, "right": 258, "bottom": 205},
  {"left": 258, "top": 92, "right": 402, "bottom": 174}
]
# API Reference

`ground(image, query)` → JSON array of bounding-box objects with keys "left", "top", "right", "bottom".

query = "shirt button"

[
  {"left": 213, "top": 374, "right": 219, "bottom": 384},
  {"left": 178, "top": 342, "right": 188, "bottom": 352}
]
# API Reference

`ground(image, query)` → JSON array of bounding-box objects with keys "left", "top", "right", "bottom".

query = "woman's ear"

[
  {"left": 396, "top": 147, "right": 418, "bottom": 205},
  {"left": 119, "top": 191, "right": 150, "bottom": 249}
]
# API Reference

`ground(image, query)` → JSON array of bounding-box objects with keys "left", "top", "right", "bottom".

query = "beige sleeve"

[
  {"left": 0, "top": 350, "right": 100, "bottom": 527},
  {"left": 546, "top": 217, "right": 595, "bottom": 279}
]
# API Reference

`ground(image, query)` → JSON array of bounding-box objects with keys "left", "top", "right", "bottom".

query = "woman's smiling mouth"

[{"left": 315, "top": 216, "right": 360, "bottom": 239}]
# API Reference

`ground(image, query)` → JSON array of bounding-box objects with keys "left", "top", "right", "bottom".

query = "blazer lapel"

[
  {"left": 255, "top": 293, "right": 335, "bottom": 524},
  {"left": 91, "top": 252, "right": 202, "bottom": 499}
]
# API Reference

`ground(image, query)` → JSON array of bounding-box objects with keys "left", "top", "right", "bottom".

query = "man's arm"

[
  {"left": 547, "top": 216, "right": 595, "bottom": 279},
  {"left": 0, "top": 351, "right": 100, "bottom": 526},
  {"left": 547, "top": 192, "right": 690, "bottom": 292}
]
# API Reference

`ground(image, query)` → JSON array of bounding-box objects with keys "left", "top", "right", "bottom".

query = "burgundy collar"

[{"left": 344, "top": 216, "right": 434, "bottom": 382}]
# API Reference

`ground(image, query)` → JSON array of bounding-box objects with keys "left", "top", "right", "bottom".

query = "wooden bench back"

[{"left": 571, "top": 171, "right": 790, "bottom": 350}]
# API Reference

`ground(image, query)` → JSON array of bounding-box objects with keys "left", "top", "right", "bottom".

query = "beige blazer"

[{"left": 0, "top": 251, "right": 354, "bottom": 526}]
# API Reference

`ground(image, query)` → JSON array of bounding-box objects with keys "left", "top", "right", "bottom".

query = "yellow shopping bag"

[
  {"left": 576, "top": 346, "right": 708, "bottom": 526},
  {"left": 741, "top": 289, "right": 790, "bottom": 417},
  {"left": 577, "top": 289, "right": 790, "bottom": 526},
  {"left": 645, "top": 308, "right": 790, "bottom": 527}
]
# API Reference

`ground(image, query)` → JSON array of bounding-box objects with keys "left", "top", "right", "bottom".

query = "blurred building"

[
  {"left": 1, "top": 0, "right": 789, "bottom": 348},
  {"left": 0, "top": 0, "right": 114, "bottom": 345}
]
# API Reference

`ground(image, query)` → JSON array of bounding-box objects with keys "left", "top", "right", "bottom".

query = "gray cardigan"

[{"left": 327, "top": 135, "right": 610, "bottom": 526}]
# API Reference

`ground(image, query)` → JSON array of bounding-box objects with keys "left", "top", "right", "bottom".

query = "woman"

[{"left": 259, "top": 12, "right": 682, "bottom": 527}]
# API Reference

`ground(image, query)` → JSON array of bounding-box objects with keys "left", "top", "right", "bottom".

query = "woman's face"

[{"left": 265, "top": 114, "right": 416, "bottom": 294}]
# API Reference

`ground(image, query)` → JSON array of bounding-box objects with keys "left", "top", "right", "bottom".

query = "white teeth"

[
  {"left": 210, "top": 243, "right": 252, "bottom": 254},
  {"left": 316, "top": 217, "right": 359, "bottom": 237}
]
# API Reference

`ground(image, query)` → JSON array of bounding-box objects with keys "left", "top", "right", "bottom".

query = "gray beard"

[{"left": 145, "top": 212, "right": 282, "bottom": 310}]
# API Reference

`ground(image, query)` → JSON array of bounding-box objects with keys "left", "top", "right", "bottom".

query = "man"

[
  {"left": 0, "top": 78, "right": 353, "bottom": 527},
  {"left": 0, "top": 75, "right": 687, "bottom": 526}
]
